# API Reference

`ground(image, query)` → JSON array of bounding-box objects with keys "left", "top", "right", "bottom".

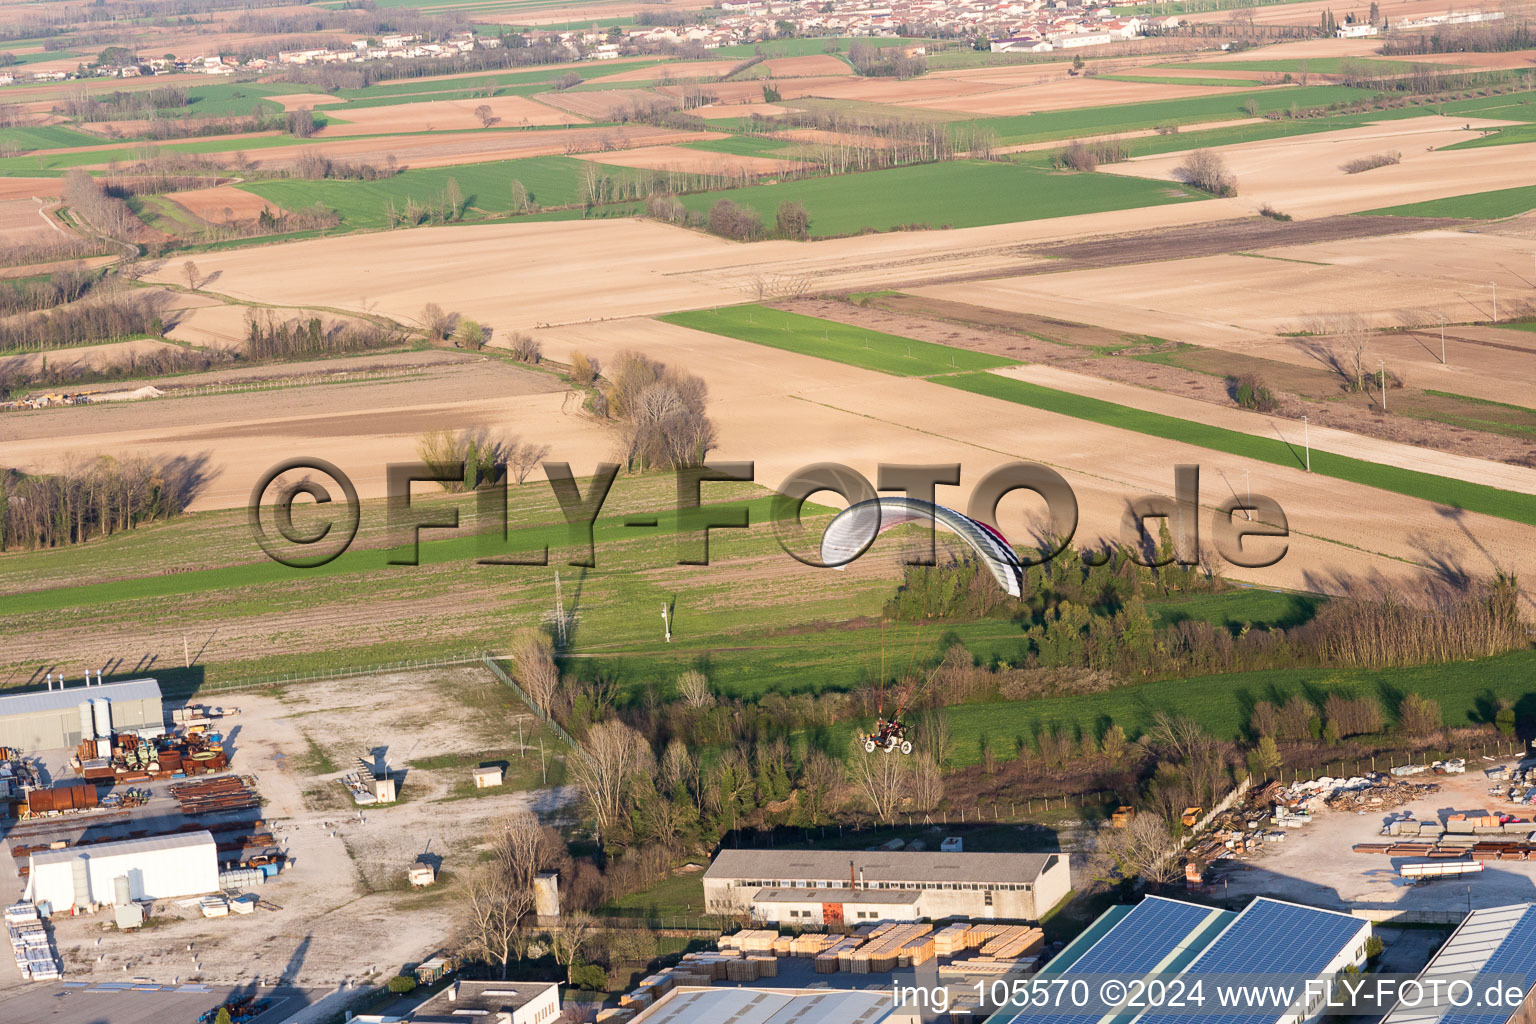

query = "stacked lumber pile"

[
  {"left": 813, "top": 936, "right": 864, "bottom": 974},
  {"left": 789, "top": 933, "right": 838, "bottom": 957},
  {"left": 978, "top": 925, "right": 1044, "bottom": 960},
  {"left": 720, "top": 930, "right": 778, "bottom": 954},
  {"left": 848, "top": 924, "right": 932, "bottom": 973},
  {"left": 934, "top": 923, "right": 975, "bottom": 957}
]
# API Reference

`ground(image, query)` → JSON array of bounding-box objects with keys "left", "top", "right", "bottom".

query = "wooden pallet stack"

[
  {"left": 848, "top": 924, "right": 932, "bottom": 974},
  {"left": 978, "top": 925, "right": 1044, "bottom": 960},
  {"left": 934, "top": 923, "right": 976, "bottom": 957},
  {"left": 789, "top": 933, "right": 838, "bottom": 957},
  {"left": 813, "top": 936, "right": 864, "bottom": 974}
]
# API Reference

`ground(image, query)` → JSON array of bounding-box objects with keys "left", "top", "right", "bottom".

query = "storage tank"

[
  {"left": 78, "top": 703, "right": 94, "bottom": 743},
  {"left": 91, "top": 698, "right": 111, "bottom": 740}
]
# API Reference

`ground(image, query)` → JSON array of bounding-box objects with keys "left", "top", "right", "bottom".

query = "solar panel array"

[
  {"left": 1432, "top": 905, "right": 1536, "bottom": 1024},
  {"left": 1002, "top": 897, "right": 1217, "bottom": 1024},
  {"left": 1133, "top": 898, "right": 1366, "bottom": 1024}
]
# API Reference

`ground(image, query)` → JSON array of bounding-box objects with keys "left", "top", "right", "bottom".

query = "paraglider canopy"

[{"left": 819, "top": 496, "right": 1024, "bottom": 597}]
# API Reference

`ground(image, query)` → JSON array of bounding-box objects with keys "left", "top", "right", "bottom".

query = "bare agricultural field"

[
  {"left": 0, "top": 196, "right": 59, "bottom": 244},
  {"left": 1099, "top": 115, "right": 1536, "bottom": 218},
  {"left": 475, "top": 0, "right": 717, "bottom": 25},
  {"left": 2, "top": 355, "right": 607, "bottom": 511},
  {"left": 762, "top": 55, "right": 854, "bottom": 77},
  {"left": 694, "top": 101, "right": 793, "bottom": 119},
  {"left": 532, "top": 87, "right": 671, "bottom": 120},
  {"left": 318, "top": 95, "right": 584, "bottom": 135},
  {"left": 533, "top": 317, "right": 1536, "bottom": 608},
  {"left": 600, "top": 59, "right": 744, "bottom": 82},
  {"left": 912, "top": 230, "right": 1536, "bottom": 408},
  {"left": 270, "top": 92, "right": 343, "bottom": 111},
  {"left": 570, "top": 143, "right": 808, "bottom": 174},
  {"left": 0, "top": 177, "right": 65, "bottom": 201},
  {"left": 0, "top": 337, "right": 191, "bottom": 376},
  {"left": 655, "top": 75, "right": 853, "bottom": 105},
  {"left": 165, "top": 183, "right": 278, "bottom": 224},
  {"left": 897, "top": 76, "right": 1276, "bottom": 116},
  {"left": 1406, "top": 49, "right": 1536, "bottom": 70}
]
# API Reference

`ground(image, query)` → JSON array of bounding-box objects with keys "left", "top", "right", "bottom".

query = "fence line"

[{"left": 482, "top": 653, "right": 579, "bottom": 752}]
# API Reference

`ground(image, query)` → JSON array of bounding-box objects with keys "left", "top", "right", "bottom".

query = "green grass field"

[
  {"left": 674, "top": 160, "right": 1207, "bottom": 236},
  {"left": 1097, "top": 75, "right": 1264, "bottom": 88},
  {"left": 239, "top": 156, "right": 643, "bottom": 228},
  {"left": 1155, "top": 57, "right": 1434, "bottom": 75},
  {"left": 668, "top": 308, "right": 1536, "bottom": 529},
  {"left": 1362, "top": 184, "right": 1536, "bottom": 219},
  {"left": 660, "top": 304, "right": 1019, "bottom": 376},
  {"left": 0, "top": 124, "right": 103, "bottom": 150},
  {"left": 964, "top": 85, "right": 1372, "bottom": 145},
  {"left": 1444, "top": 124, "right": 1536, "bottom": 149},
  {"left": 944, "top": 649, "right": 1536, "bottom": 767}
]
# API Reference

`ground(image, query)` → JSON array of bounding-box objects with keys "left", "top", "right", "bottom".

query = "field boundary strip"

[{"left": 664, "top": 304, "right": 1536, "bottom": 529}]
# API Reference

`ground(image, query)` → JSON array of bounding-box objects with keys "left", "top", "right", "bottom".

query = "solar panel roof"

[
  {"left": 1000, "top": 897, "right": 1223, "bottom": 1024},
  {"left": 1131, "top": 898, "right": 1367, "bottom": 1024}
]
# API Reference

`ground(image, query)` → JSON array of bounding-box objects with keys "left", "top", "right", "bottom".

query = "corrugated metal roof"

[
  {"left": 705, "top": 849, "right": 1058, "bottom": 885},
  {"left": 638, "top": 988, "right": 891, "bottom": 1024},
  {"left": 28, "top": 830, "right": 214, "bottom": 869},
  {"left": 1382, "top": 904, "right": 1536, "bottom": 1024},
  {"left": 0, "top": 678, "right": 161, "bottom": 718},
  {"left": 753, "top": 887, "right": 921, "bottom": 905}
]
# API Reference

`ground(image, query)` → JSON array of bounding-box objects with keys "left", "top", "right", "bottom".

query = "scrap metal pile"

[
  {"left": 171, "top": 775, "right": 259, "bottom": 816},
  {"left": 75, "top": 729, "right": 228, "bottom": 784}
]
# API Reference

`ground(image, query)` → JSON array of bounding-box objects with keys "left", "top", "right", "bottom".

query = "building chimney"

[
  {"left": 850, "top": 860, "right": 855, "bottom": 890},
  {"left": 46, "top": 673, "right": 53, "bottom": 691}
]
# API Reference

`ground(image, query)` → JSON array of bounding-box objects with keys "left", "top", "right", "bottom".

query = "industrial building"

[
  {"left": 0, "top": 677, "right": 164, "bottom": 752},
  {"left": 702, "top": 849, "right": 1070, "bottom": 924},
  {"left": 351, "top": 980, "right": 561, "bottom": 1024},
  {"left": 25, "top": 831, "right": 219, "bottom": 912},
  {"left": 990, "top": 896, "right": 1372, "bottom": 1024},
  {"left": 1381, "top": 903, "right": 1536, "bottom": 1024},
  {"left": 627, "top": 987, "right": 895, "bottom": 1024}
]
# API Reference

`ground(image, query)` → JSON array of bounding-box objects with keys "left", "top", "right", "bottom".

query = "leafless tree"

[
  {"left": 547, "top": 911, "right": 595, "bottom": 983},
  {"left": 1099, "top": 812, "right": 1180, "bottom": 884},
  {"left": 461, "top": 811, "right": 546, "bottom": 978},
  {"left": 677, "top": 669, "right": 712, "bottom": 709},
  {"left": 421, "top": 302, "right": 457, "bottom": 342},
  {"left": 475, "top": 103, "right": 497, "bottom": 127},
  {"left": 1173, "top": 148, "right": 1237, "bottom": 196},
  {"left": 844, "top": 736, "right": 908, "bottom": 822},
  {"left": 182, "top": 260, "right": 199, "bottom": 289},
  {"left": 568, "top": 720, "right": 655, "bottom": 840},
  {"left": 508, "top": 441, "right": 550, "bottom": 486},
  {"left": 510, "top": 627, "right": 561, "bottom": 714},
  {"left": 908, "top": 753, "right": 943, "bottom": 812}
]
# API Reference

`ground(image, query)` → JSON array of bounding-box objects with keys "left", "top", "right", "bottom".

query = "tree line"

[
  {"left": 243, "top": 310, "right": 406, "bottom": 361},
  {"left": 0, "top": 454, "right": 200, "bottom": 550}
]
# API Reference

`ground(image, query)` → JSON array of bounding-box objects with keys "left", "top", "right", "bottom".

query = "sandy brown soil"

[
  {"left": 694, "top": 101, "right": 793, "bottom": 119},
  {"left": 0, "top": 337, "right": 190, "bottom": 375},
  {"left": 1182, "top": 0, "right": 1465, "bottom": 26},
  {"left": 1099, "top": 115, "right": 1536, "bottom": 217},
  {"left": 319, "top": 95, "right": 584, "bottom": 135},
  {"left": 269, "top": 92, "right": 342, "bottom": 111},
  {"left": 165, "top": 184, "right": 278, "bottom": 224},
  {"left": 655, "top": 75, "right": 854, "bottom": 105},
  {"left": 1405, "top": 49, "right": 1536, "bottom": 70},
  {"left": 600, "top": 59, "right": 744, "bottom": 83},
  {"left": 0, "top": 177, "right": 65, "bottom": 201},
  {"left": 0, "top": 196, "right": 61, "bottom": 244},
  {"left": 529, "top": 87, "right": 669, "bottom": 120},
  {"left": 570, "top": 144, "right": 807, "bottom": 174},
  {"left": 2, "top": 354, "right": 607, "bottom": 512}
]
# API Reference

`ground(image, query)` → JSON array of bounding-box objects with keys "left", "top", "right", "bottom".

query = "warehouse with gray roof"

[{"left": 703, "top": 849, "right": 1070, "bottom": 924}]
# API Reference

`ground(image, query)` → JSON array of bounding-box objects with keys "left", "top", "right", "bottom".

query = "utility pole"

[
  {"left": 661, "top": 602, "right": 671, "bottom": 643},
  {"left": 1244, "top": 469, "right": 1251, "bottom": 519},
  {"left": 1303, "top": 416, "right": 1310, "bottom": 473},
  {"left": 539, "top": 739, "right": 546, "bottom": 785},
  {"left": 1440, "top": 317, "right": 1446, "bottom": 365},
  {"left": 1492, "top": 280, "right": 1498, "bottom": 322},
  {"left": 1380, "top": 360, "right": 1387, "bottom": 411}
]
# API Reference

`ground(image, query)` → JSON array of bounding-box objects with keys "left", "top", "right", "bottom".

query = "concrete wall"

[{"left": 512, "top": 983, "right": 561, "bottom": 1024}]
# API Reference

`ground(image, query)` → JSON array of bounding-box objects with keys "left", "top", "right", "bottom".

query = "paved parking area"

[{"left": 2, "top": 982, "right": 317, "bottom": 1024}]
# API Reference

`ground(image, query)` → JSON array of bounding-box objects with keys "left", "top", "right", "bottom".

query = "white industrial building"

[
  {"left": 703, "top": 849, "right": 1070, "bottom": 924},
  {"left": 25, "top": 832, "right": 219, "bottom": 912},
  {"left": 351, "top": 980, "right": 562, "bottom": 1023},
  {"left": 0, "top": 677, "right": 163, "bottom": 752}
]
